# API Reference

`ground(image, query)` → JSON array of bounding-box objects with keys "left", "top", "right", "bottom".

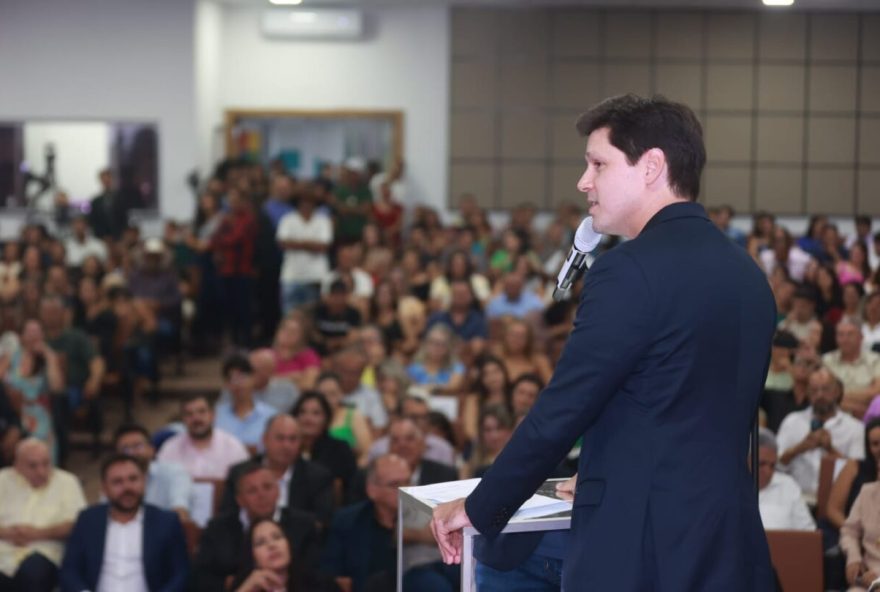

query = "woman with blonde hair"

[
  {"left": 494, "top": 317, "right": 553, "bottom": 384},
  {"left": 406, "top": 324, "right": 465, "bottom": 395}
]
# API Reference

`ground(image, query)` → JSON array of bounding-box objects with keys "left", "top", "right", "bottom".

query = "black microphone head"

[{"left": 810, "top": 418, "right": 823, "bottom": 432}]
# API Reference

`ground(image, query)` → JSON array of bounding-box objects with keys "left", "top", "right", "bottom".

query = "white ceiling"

[{"left": 212, "top": 0, "right": 880, "bottom": 10}]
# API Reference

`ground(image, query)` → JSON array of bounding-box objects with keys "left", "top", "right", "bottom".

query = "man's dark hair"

[
  {"left": 575, "top": 94, "right": 706, "bottom": 200},
  {"left": 511, "top": 373, "right": 545, "bottom": 394},
  {"left": 101, "top": 452, "right": 145, "bottom": 481},
  {"left": 113, "top": 423, "right": 151, "bottom": 448},
  {"left": 234, "top": 461, "right": 270, "bottom": 495},
  {"left": 222, "top": 353, "right": 253, "bottom": 379},
  {"left": 793, "top": 284, "right": 817, "bottom": 304},
  {"left": 855, "top": 215, "right": 871, "bottom": 228},
  {"left": 181, "top": 392, "right": 212, "bottom": 409}
]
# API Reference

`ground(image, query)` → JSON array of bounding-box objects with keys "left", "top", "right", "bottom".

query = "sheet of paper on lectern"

[{"left": 402, "top": 478, "right": 572, "bottom": 520}]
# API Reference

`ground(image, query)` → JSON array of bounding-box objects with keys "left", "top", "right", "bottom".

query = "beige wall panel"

[
  {"left": 809, "top": 66, "right": 857, "bottom": 113},
  {"left": 603, "top": 63, "right": 652, "bottom": 100},
  {"left": 703, "top": 166, "right": 752, "bottom": 211},
  {"left": 501, "top": 113, "right": 548, "bottom": 159},
  {"left": 550, "top": 163, "right": 587, "bottom": 208},
  {"left": 756, "top": 117, "right": 804, "bottom": 164},
  {"left": 500, "top": 163, "right": 547, "bottom": 209},
  {"left": 706, "top": 65, "right": 754, "bottom": 111},
  {"left": 452, "top": 8, "right": 498, "bottom": 57},
  {"left": 450, "top": 163, "right": 496, "bottom": 208},
  {"left": 863, "top": 16, "right": 880, "bottom": 61},
  {"left": 757, "top": 65, "right": 805, "bottom": 113},
  {"left": 551, "top": 114, "right": 585, "bottom": 160},
  {"left": 807, "top": 117, "right": 856, "bottom": 165},
  {"left": 656, "top": 12, "right": 703, "bottom": 59},
  {"left": 452, "top": 61, "right": 497, "bottom": 108},
  {"left": 758, "top": 13, "right": 806, "bottom": 61},
  {"left": 655, "top": 64, "right": 703, "bottom": 111},
  {"left": 706, "top": 13, "right": 756, "bottom": 60},
  {"left": 861, "top": 67, "right": 880, "bottom": 113},
  {"left": 498, "top": 10, "right": 549, "bottom": 58},
  {"left": 450, "top": 111, "right": 496, "bottom": 159},
  {"left": 500, "top": 60, "right": 548, "bottom": 108},
  {"left": 857, "top": 170, "right": 880, "bottom": 215},
  {"left": 706, "top": 115, "right": 752, "bottom": 163},
  {"left": 755, "top": 167, "right": 803, "bottom": 214},
  {"left": 806, "top": 169, "right": 855, "bottom": 215},
  {"left": 859, "top": 119, "right": 880, "bottom": 165},
  {"left": 551, "top": 62, "right": 602, "bottom": 110},
  {"left": 551, "top": 10, "right": 601, "bottom": 57},
  {"left": 604, "top": 12, "right": 652, "bottom": 59},
  {"left": 809, "top": 14, "right": 858, "bottom": 62}
]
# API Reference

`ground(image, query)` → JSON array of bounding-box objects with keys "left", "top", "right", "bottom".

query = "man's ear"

[{"left": 641, "top": 148, "right": 667, "bottom": 188}]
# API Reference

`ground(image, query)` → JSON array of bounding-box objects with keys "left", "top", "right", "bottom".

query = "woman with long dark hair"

[
  {"left": 827, "top": 418, "right": 880, "bottom": 530},
  {"left": 291, "top": 390, "right": 357, "bottom": 494}
]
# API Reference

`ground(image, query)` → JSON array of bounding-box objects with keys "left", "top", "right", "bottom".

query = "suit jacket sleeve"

[
  {"left": 465, "top": 248, "right": 654, "bottom": 539},
  {"left": 190, "top": 519, "right": 232, "bottom": 592},
  {"left": 157, "top": 512, "right": 190, "bottom": 592},
  {"left": 59, "top": 511, "right": 93, "bottom": 592}
]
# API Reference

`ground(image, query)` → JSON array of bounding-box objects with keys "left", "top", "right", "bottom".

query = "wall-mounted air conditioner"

[{"left": 261, "top": 9, "right": 364, "bottom": 40}]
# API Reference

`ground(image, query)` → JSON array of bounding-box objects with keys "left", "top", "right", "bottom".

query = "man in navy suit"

[
  {"left": 431, "top": 94, "right": 777, "bottom": 591},
  {"left": 60, "top": 453, "right": 189, "bottom": 592}
]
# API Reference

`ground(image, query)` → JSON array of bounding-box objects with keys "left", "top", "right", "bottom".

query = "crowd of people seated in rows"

[{"left": 0, "top": 152, "right": 878, "bottom": 591}]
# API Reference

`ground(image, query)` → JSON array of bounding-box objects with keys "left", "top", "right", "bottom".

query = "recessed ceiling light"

[
  {"left": 270, "top": 0, "right": 303, "bottom": 5},
  {"left": 762, "top": 0, "right": 794, "bottom": 6}
]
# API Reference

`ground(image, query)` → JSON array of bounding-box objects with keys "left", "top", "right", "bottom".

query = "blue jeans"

[
  {"left": 476, "top": 553, "right": 563, "bottom": 592},
  {"left": 280, "top": 281, "right": 321, "bottom": 315}
]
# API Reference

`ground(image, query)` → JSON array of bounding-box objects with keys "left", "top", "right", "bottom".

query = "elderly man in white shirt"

[
  {"left": 778, "top": 367, "right": 865, "bottom": 498},
  {"left": 756, "top": 428, "right": 815, "bottom": 531}
]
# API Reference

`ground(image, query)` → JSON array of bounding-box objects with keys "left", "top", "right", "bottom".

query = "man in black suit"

[
  {"left": 219, "top": 414, "right": 335, "bottom": 530},
  {"left": 191, "top": 462, "right": 320, "bottom": 592}
]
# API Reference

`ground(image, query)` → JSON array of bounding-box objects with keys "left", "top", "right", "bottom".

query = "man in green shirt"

[{"left": 332, "top": 157, "right": 373, "bottom": 242}]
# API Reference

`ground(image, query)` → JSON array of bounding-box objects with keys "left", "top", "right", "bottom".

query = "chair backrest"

[
  {"left": 766, "top": 529, "right": 823, "bottom": 592},
  {"left": 816, "top": 454, "right": 846, "bottom": 521}
]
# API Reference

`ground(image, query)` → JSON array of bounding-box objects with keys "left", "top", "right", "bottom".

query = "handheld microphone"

[
  {"left": 552, "top": 216, "right": 603, "bottom": 302},
  {"left": 810, "top": 418, "right": 823, "bottom": 432}
]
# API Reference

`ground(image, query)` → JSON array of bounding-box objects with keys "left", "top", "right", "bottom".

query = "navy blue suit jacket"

[
  {"left": 466, "top": 202, "right": 777, "bottom": 591},
  {"left": 59, "top": 503, "right": 189, "bottom": 592},
  {"left": 321, "top": 500, "right": 396, "bottom": 592}
]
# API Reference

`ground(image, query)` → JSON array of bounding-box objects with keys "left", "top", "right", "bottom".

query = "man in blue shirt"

[
  {"left": 214, "top": 354, "right": 275, "bottom": 453},
  {"left": 485, "top": 272, "right": 544, "bottom": 321}
]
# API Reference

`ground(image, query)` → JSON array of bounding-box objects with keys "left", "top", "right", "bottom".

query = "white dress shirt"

[
  {"left": 759, "top": 472, "right": 816, "bottom": 531},
  {"left": 777, "top": 408, "right": 865, "bottom": 496},
  {"left": 96, "top": 508, "right": 149, "bottom": 592}
]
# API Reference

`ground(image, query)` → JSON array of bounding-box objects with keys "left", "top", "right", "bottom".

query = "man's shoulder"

[
  {"left": 51, "top": 467, "right": 84, "bottom": 489},
  {"left": 836, "top": 411, "right": 865, "bottom": 431},
  {"left": 822, "top": 351, "right": 842, "bottom": 366},
  {"left": 778, "top": 408, "right": 811, "bottom": 432},
  {"left": 330, "top": 500, "right": 373, "bottom": 530},
  {"left": 298, "top": 456, "right": 334, "bottom": 483},
  {"left": 769, "top": 472, "right": 803, "bottom": 497},
  {"left": 253, "top": 401, "right": 277, "bottom": 418}
]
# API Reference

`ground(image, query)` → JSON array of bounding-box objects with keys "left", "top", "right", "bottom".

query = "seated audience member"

[
  {"left": 841, "top": 480, "right": 880, "bottom": 591},
  {"left": 468, "top": 405, "right": 516, "bottom": 479},
  {"left": 764, "top": 330, "right": 798, "bottom": 392},
  {"left": 426, "top": 278, "right": 489, "bottom": 344},
  {"left": 755, "top": 428, "right": 815, "bottom": 531},
  {"left": 0, "top": 383, "right": 22, "bottom": 467},
  {"left": 292, "top": 391, "right": 358, "bottom": 496},
  {"left": 510, "top": 373, "right": 544, "bottom": 419},
  {"left": 214, "top": 354, "right": 275, "bottom": 453},
  {"left": 494, "top": 317, "right": 553, "bottom": 384},
  {"left": 273, "top": 316, "right": 321, "bottom": 391},
  {"left": 60, "top": 453, "right": 189, "bottom": 592},
  {"left": 778, "top": 285, "right": 823, "bottom": 350},
  {"left": 322, "top": 454, "right": 411, "bottom": 592},
  {"left": 40, "top": 296, "right": 105, "bottom": 467},
  {"left": 428, "top": 250, "right": 492, "bottom": 312},
  {"left": 156, "top": 393, "right": 250, "bottom": 480},
  {"left": 64, "top": 215, "right": 107, "bottom": 269},
  {"left": 827, "top": 418, "right": 880, "bottom": 531},
  {"left": 864, "top": 292, "right": 880, "bottom": 353},
  {"left": 321, "top": 242, "right": 374, "bottom": 308},
  {"left": 366, "top": 395, "right": 456, "bottom": 468},
  {"left": 313, "top": 279, "right": 363, "bottom": 356},
  {"left": 220, "top": 414, "right": 335, "bottom": 529},
  {"left": 778, "top": 368, "right": 865, "bottom": 497},
  {"left": 219, "top": 348, "right": 300, "bottom": 413},
  {"left": 127, "top": 237, "right": 182, "bottom": 343},
  {"left": 193, "top": 463, "right": 320, "bottom": 592},
  {"left": 823, "top": 317, "right": 880, "bottom": 418},
  {"left": 333, "top": 347, "right": 388, "bottom": 433},
  {"left": 761, "top": 348, "right": 819, "bottom": 433},
  {"left": 485, "top": 272, "right": 545, "bottom": 321},
  {"left": 406, "top": 324, "right": 465, "bottom": 394},
  {"left": 113, "top": 423, "right": 192, "bottom": 522},
  {"left": 232, "top": 518, "right": 340, "bottom": 592},
  {"left": 316, "top": 371, "right": 373, "bottom": 456},
  {"left": 760, "top": 225, "right": 813, "bottom": 283},
  {"left": 0, "top": 439, "right": 85, "bottom": 592},
  {"left": 461, "top": 355, "right": 512, "bottom": 444}
]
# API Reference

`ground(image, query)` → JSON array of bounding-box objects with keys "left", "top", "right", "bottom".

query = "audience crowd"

[{"left": 0, "top": 156, "right": 879, "bottom": 591}]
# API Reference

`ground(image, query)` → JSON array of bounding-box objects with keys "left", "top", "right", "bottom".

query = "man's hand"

[
  {"left": 430, "top": 498, "right": 472, "bottom": 565},
  {"left": 556, "top": 473, "right": 578, "bottom": 502}
]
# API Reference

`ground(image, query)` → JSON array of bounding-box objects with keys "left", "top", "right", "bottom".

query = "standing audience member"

[
  {"left": 157, "top": 394, "right": 250, "bottom": 480},
  {"left": 755, "top": 428, "right": 816, "bottom": 531},
  {"left": 0, "top": 439, "right": 85, "bottom": 592},
  {"left": 60, "top": 453, "right": 189, "bottom": 592},
  {"left": 87, "top": 168, "right": 128, "bottom": 241}
]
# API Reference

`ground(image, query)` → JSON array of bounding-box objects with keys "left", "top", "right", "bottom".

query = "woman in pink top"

[{"left": 273, "top": 315, "right": 321, "bottom": 390}]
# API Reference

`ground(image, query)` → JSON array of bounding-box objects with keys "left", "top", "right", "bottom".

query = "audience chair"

[{"left": 766, "top": 530, "right": 823, "bottom": 592}]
